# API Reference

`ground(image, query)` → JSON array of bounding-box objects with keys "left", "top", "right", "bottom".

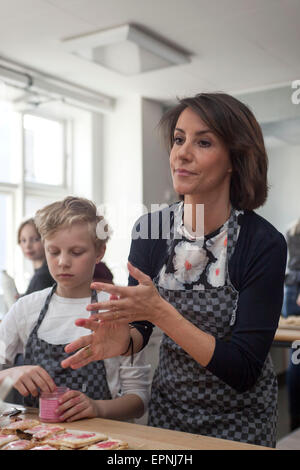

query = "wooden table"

[
  {"left": 1, "top": 403, "right": 270, "bottom": 450},
  {"left": 274, "top": 327, "right": 300, "bottom": 347}
]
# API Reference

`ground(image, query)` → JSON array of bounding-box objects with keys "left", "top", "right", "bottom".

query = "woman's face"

[
  {"left": 170, "top": 107, "right": 232, "bottom": 200},
  {"left": 19, "top": 223, "right": 45, "bottom": 262}
]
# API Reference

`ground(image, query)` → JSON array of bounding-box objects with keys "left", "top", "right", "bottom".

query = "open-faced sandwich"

[
  {"left": 44, "top": 430, "right": 108, "bottom": 450},
  {"left": 1, "top": 439, "right": 35, "bottom": 450},
  {"left": 1, "top": 419, "right": 40, "bottom": 435},
  {"left": 17, "top": 423, "right": 65, "bottom": 441},
  {"left": 0, "top": 434, "right": 18, "bottom": 448},
  {"left": 85, "top": 438, "right": 128, "bottom": 450},
  {"left": 30, "top": 444, "right": 58, "bottom": 450}
]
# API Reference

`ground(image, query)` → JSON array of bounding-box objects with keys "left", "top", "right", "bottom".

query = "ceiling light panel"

[{"left": 62, "top": 24, "right": 190, "bottom": 75}]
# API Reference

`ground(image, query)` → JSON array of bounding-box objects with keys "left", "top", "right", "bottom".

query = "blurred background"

[{"left": 0, "top": 0, "right": 300, "bottom": 440}]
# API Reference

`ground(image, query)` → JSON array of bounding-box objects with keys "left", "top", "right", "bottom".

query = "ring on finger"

[{"left": 83, "top": 345, "right": 92, "bottom": 358}]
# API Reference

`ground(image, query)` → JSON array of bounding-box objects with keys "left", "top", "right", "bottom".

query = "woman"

[{"left": 61, "top": 93, "right": 287, "bottom": 447}]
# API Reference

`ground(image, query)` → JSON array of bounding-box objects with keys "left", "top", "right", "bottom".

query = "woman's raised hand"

[
  {"left": 61, "top": 262, "right": 164, "bottom": 370},
  {"left": 85, "top": 262, "right": 163, "bottom": 324}
]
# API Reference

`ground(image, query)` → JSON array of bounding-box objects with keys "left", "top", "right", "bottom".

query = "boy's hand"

[
  {"left": 10, "top": 365, "right": 56, "bottom": 397},
  {"left": 55, "top": 389, "right": 99, "bottom": 422}
]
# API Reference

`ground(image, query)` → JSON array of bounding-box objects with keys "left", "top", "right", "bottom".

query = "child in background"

[
  {"left": 0, "top": 197, "right": 150, "bottom": 422},
  {"left": 2, "top": 219, "right": 54, "bottom": 311},
  {"left": 17, "top": 218, "right": 54, "bottom": 296}
]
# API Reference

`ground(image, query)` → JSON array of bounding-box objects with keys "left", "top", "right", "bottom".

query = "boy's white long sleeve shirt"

[{"left": 0, "top": 288, "right": 151, "bottom": 410}]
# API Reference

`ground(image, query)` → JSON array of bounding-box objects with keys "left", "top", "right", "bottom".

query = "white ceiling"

[{"left": 0, "top": 0, "right": 299, "bottom": 104}]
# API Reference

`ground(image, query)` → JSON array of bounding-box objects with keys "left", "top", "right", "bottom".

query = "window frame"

[
  {"left": 0, "top": 105, "right": 72, "bottom": 301},
  {"left": 22, "top": 111, "right": 70, "bottom": 191}
]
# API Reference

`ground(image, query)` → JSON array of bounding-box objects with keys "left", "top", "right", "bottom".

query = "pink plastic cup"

[{"left": 39, "top": 387, "right": 69, "bottom": 423}]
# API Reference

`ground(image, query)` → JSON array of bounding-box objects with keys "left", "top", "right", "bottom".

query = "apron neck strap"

[
  {"left": 31, "top": 283, "right": 57, "bottom": 334},
  {"left": 225, "top": 208, "right": 241, "bottom": 262}
]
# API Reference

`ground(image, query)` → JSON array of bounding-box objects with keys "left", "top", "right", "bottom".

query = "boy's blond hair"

[{"left": 34, "top": 196, "right": 110, "bottom": 250}]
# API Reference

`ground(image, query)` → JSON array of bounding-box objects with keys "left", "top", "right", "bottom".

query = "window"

[
  {"left": 0, "top": 102, "right": 20, "bottom": 184},
  {"left": 0, "top": 81, "right": 100, "bottom": 313},
  {"left": 0, "top": 92, "right": 72, "bottom": 313},
  {"left": 0, "top": 192, "right": 14, "bottom": 274},
  {"left": 24, "top": 114, "right": 66, "bottom": 186}
]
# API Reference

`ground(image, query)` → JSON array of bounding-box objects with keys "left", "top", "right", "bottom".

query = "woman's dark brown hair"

[{"left": 160, "top": 92, "right": 268, "bottom": 210}]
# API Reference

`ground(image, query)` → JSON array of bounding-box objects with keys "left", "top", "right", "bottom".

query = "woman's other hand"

[
  {"left": 61, "top": 262, "right": 164, "bottom": 370},
  {"left": 61, "top": 320, "right": 131, "bottom": 370}
]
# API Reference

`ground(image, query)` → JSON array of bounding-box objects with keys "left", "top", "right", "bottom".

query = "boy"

[{"left": 0, "top": 197, "right": 150, "bottom": 422}]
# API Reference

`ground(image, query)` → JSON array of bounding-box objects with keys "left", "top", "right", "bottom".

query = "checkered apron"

[
  {"left": 23, "top": 285, "right": 111, "bottom": 407},
  {"left": 148, "top": 208, "right": 278, "bottom": 448}
]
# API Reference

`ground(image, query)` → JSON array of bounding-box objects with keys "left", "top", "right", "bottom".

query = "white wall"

[
  {"left": 141, "top": 98, "right": 176, "bottom": 209},
  {"left": 258, "top": 142, "right": 300, "bottom": 234},
  {"left": 91, "top": 113, "right": 104, "bottom": 206},
  {"left": 236, "top": 85, "right": 300, "bottom": 233},
  {"left": 100, "top": 96, "right": 178, "bottom": 284},
  {"left": 236, "top": 86, "right": 300, "bottom": 376},
  {"left": 72, "top": 111, "right": 93, "bottom": 199},
  {"left": 236, "top": 85, "right": 300, "bottom": 124},
  {"left": 101, "top": 95, "right": 144, "bottom": 285}
]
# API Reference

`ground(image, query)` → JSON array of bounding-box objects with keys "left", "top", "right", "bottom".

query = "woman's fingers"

[
  {"left": 64, "top": 334, "right": 92, "bottom": 354},
  {"left": 90, "top": 282, "right": 125, "bottom": 296},
  {"left": 75, "top": 317, "right": 117, "bottom": 331},
  {"left": 127, "top": 262, "right": 152, "bottom": 285},
  {"left": 62, "top": 341, "right": 98, "bottom": 370},
  {"left": 91, "top": 264, "right": 152, "bottom": 293},
  {"left": 93, "top": 311, "right": 129, "bottom": 322},
  {"left": 86, "top": 298, "right": 127, "bottom": 313},
  {"left": 61, "top": 350, "right": 96, "bottom": 370}
]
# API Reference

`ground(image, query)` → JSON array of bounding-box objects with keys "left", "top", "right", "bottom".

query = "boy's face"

[{"left": 44, "top": 222, "right": 104, "bottom": 298}]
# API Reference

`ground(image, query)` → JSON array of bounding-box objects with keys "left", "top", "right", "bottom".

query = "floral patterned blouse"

[{"left": 158, "top": 202, "right": 242, "bottom": 291}]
